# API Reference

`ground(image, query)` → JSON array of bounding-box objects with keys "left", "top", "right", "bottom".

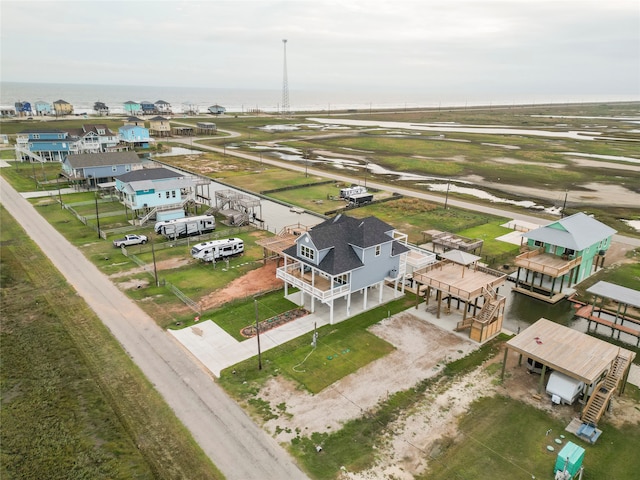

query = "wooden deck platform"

[
  {"left": 413, "top": 261, "right": 506, "bottom": 301},
  {"left": 515, "top": 248, "right": 581, "bottom": 277},
  {"left": 576, "top": 305, "right": 640, "bottom": 346}
]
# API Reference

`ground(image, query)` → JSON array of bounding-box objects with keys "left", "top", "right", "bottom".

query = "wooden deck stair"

[
  {"left": 456, "top": 286, "right": 499, "bottom": 331},
  {"left": 580, "top": 354, "right": 628, "bottom": 426}
]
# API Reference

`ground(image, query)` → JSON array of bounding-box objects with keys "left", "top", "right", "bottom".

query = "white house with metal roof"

[
  {"left": 277, "top": 214, "right": 410, "bottom": 324},
  {"left": 513, "top": 212, "right": 617, "bottom": 302}
]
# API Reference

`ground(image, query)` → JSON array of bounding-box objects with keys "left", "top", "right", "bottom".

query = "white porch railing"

[{"left": 276, "top": 264, "right": 351, "bottom": 302}]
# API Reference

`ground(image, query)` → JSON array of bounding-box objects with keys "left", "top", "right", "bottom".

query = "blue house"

[
  {"left": 114, "top": 167, "right": 197, "bottom": 221},
  {"left": 140, "top": 101, "right": 156, "bottom": 115},
  {"left": 15, "top": 129, "right": 73, "bottom": 162},
  {"left": 118, "top": 125, "right": 151, "bottom": 149},
  {"left": 277, "top": 214, "right": 410, "bottom": 324},
  {"left": 34, "top": 101, "right": 52, "bottom": 116},
  {"left": 62, "top": 151, "right": 145, "bottom": 187},
  {"left": 514, "top": 212, "right": 617, "bottom": 303}
]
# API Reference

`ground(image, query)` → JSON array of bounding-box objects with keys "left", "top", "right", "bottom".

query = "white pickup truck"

[{"left": 113, "top": 234, "right": 148, "bottom": 248}]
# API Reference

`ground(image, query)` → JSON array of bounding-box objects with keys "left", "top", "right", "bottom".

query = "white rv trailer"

[
  {"left": 191, "top": 238, "right": 244, "bottom": 262},
  {"left": 154, "top": 214, "right": 215, "bottom": 239},
  {"left": 339, "top": 185, "right": 367, "bottom": 199}
]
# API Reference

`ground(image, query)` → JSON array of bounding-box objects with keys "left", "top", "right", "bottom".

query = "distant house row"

[
  {"left": 15, "top": 119, "right": 153, "bottom": 163},
  {"left": 1, "top": 98, "right": 227, "bottom": 117}
]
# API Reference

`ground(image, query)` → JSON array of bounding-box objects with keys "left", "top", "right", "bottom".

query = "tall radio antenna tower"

[{"left": 281, "top": 39, "right": 290, "bottom": 117}]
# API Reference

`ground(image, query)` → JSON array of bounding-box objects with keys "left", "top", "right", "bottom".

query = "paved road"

[
  {"left": 171, "top": 136, "right": 640, "bottom": 248},
  {"left": 0, "top": 176, "right": 309, "bottom": 480}
]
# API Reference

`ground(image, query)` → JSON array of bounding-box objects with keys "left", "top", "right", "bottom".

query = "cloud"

[{"left": 1, "top": 0, "right": 638, "bottom": 97}]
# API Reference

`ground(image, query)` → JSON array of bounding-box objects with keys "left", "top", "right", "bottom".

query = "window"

[
  {"left": 300, "top": 245, "right": 315, "bottom": 261},
  {"left": 172, "top": 190, "right": 176, "bottom": 198},
  {"left": 335, "top": 273, "right": 348, "bottom": 285},
  {"left": 158, "top": 193, "right": 161, "bottom": 198},
  {"left": 33, "top": 134, "right": 40, "bottom": 139},
  {"left": 375, "top": 245, "right": 381, "bottom": 256},
  {"left": 112, "top": 166, "right": 117, "bottom": 172},
  {"left": 165, "top": 191, "right": 170, "bottom": 199},
  {"left": 534, "top": 240, "right": 543, "bottom": 247}
]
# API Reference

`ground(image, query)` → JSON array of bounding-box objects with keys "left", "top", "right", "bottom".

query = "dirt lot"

[{"left": 258, "top": 311, "right": 639, "bottom": 479}]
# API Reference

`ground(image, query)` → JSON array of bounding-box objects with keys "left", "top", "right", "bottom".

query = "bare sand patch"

[{"left": 259, "top": 313, "right": 477, "bottom": 444}]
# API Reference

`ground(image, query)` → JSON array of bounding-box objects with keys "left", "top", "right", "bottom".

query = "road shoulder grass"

[{"left": 0, "top": 205, "right": 223, "bottom": 480}]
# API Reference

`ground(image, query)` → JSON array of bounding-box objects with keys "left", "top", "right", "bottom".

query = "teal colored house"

[
  {"left": 123, "top": 100, "right": 142, "bottom": 115},
  {"left": 514, "top": 213, "right": 616, "bottom": 303},
  {"left": 114, "top": 167, "right": 197, "bottom": 221},
  {"left": 118, "top": 125, "right": 151, "bottom": 148}
]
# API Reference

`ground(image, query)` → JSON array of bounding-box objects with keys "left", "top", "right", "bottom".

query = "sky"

[{"left": 1, "top": 0, "right": 639, "bottom": 99}]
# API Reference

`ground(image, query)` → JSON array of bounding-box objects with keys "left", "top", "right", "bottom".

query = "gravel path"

[{"left": 0, "top": 177, "right": 308, "bottom": 480}]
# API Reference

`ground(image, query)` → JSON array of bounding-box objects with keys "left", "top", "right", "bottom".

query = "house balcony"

[
  {"left": 514, "top": 248, "right": 581, "bottom": 278},
  {"left": 276, "top": 264, "right": 351, "bottom": 302}
]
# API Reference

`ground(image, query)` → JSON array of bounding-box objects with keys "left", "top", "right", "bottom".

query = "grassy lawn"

[
  {"left": 347, "top": 197, "right": 508, "bottom": 245},
  {"left": 422, "top": 394, "right": 640, "bottom": 480},
  {"left": 0, "top": 206, "right": 222, "bottom": 480},
  {"left": 169, "top": 290, "right": 301, "bottom": 341},
  {"left": 268, "top": 183, "right": 349, "bottom": 213},
  {"left": 457, "top": 221, "right": 521, "bottom": 265},
  {"left": 0, "top": 161, "right": 64, "bottom": 191},
  {"left": 219, "top": 296, "right": 416, "bottom": 400}
]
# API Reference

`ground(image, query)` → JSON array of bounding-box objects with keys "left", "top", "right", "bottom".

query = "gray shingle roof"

[
  {"left": 525, "top": 212, "right": 617, "bottom": 251},
  {"left": 283, "top": 214, "right": 409, "bottom": 275},
  {"left": 116, "top": 167, "right": 183, "bottom": 183},
  {"left": 66, "top": 151, "right": 143, "bottom": 169}
]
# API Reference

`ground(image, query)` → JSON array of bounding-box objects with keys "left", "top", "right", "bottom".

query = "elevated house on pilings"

[
  {"left": 413, "top": 250, "right": 507, "bottom": 343},
  {"left": 277, "top": 214, "right": 411, "bottom": 325},
  {"left": 513, "top": 213, "right": 616, "bottom": 304}
]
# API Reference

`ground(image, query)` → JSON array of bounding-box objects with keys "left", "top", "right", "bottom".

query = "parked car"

[{"left": 113, "top": 234, "right": 148, "bottom": 248}]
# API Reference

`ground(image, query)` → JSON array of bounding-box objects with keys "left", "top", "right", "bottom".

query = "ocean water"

[{"left": 2, "top": 81, "right": 636, "bottom": 115}]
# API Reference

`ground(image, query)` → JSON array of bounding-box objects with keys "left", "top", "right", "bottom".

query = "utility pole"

[
  {"left": 254, "top": 298, "right": 262, "bottom": 370},
  {"left": 151, "top": 233, "right": 159, "bottom": 287},
  {"left": 561, "top": 190, "right": 568, "bottom": 218},
  {"left": 282, "top": 39, "right": 290, "bottom": 117},
  {"left": 444, "top": 179, "right": 451, "bottom": 210},
  {"left": 94, "top": 188, "right": 101, "bottom": 239}
]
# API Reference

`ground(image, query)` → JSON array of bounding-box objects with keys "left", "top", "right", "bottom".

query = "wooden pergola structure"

[
  {"left": 413, "top": 250, "right": 507, "bottom": 342},
  {"left": 425, "top": 230, "right": 484, "bottom": 254}
]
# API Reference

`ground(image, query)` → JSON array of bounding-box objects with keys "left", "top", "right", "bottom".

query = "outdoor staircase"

[
  {"left": 15, "top": 145, "right": 46, "bottom": 163},
  {"left": 134, "top": 199, "right": 190, "bottom": 226},
  {"left": 456, "top": 285, "right": 500, "bottom": 331},
  {"left": 580, "top": 354, "right": 628, "bottom": 426}
]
